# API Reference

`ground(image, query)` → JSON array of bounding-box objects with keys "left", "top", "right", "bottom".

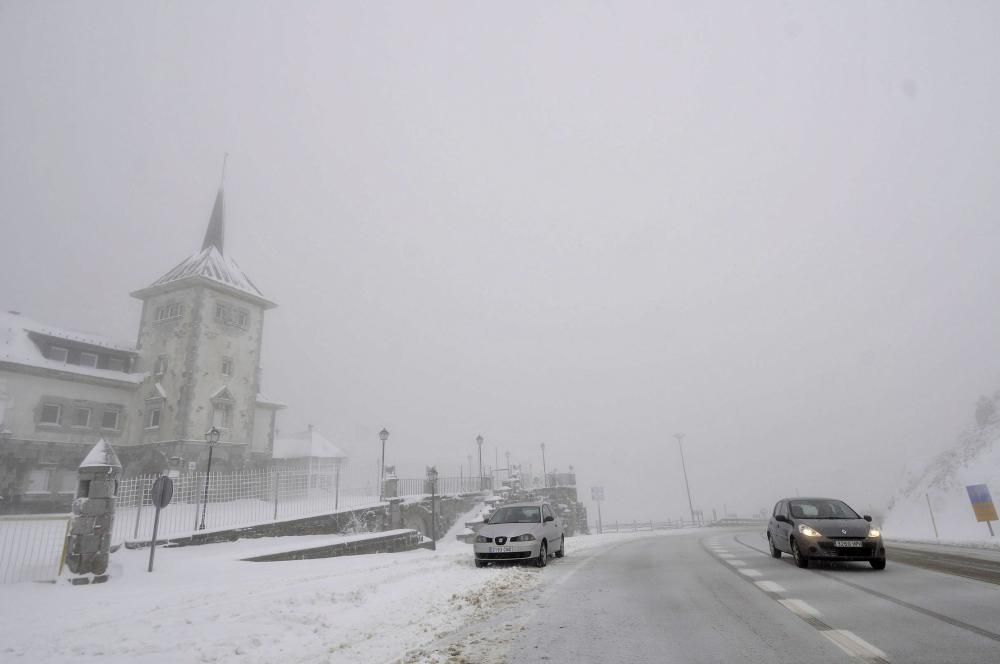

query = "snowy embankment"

[
  {"left": 0, "top": 504, "right": 674, "bottom": 663},
  {"left": 884, "top": 417, "right": 1000, "bottom": 547}
]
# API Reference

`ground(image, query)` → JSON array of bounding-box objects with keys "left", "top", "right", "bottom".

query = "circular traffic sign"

[{"left": 151, "top": 476, "right": 174, "bottom": 509}]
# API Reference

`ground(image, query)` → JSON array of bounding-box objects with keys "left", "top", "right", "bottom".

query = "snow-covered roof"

[
  {"left": 272, "top": 428, "right": 348, "bottom": 459},
  {"left": 256, "top": 393, "right": 287, "bottom": 409},
  {"left": 0, "top": 311, "right": 144, "bottom": 385},
  {"left": 131, "top": 245, "right": 275, "bottom": 308}
]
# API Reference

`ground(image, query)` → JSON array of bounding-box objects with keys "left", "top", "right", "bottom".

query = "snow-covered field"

[{"left": 0, "top": 505, "right": 679, "bottom": 663}]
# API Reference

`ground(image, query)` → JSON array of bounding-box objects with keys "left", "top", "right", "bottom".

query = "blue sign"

[{"left": 967, "top": 484, "right": 992, "bottom": 504}]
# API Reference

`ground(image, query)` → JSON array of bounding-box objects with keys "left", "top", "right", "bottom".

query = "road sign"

[
  {"left": 151, "top": 476, "right": 174, "bottom": 508},
  {"left": 966, "top": 484, "right": 998, "bottom": 523},
  {"left": 147, "top": 476, "right": 174, "bottom": 572},
  {"left": 591, "top": 486, "right": 604, "bottom": 501}
]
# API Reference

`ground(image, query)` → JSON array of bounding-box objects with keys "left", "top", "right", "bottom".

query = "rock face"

[{"left": 66, "top": 439, "right": 122, "bottom": 577}]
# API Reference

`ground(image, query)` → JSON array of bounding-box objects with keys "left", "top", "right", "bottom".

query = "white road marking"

[
  {"left": 754, "top": 581, "right": 785, "bottom": 593},
  {"left": 726, "top": 560, "right": 747, "bottom": 567},
  {"left": 821, "top": 630, "right": 888, "bottom": 659},
  {"left": 718, "top": 554, "right": 736, "bottom": 559},
  {"left": 778, "top": 599, "right": 822, "bottom": 618},
  {"left": 738, "top": 569, "right": 762, "bottom": 577}
]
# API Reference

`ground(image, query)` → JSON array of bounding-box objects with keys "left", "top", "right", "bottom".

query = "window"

[
  {"left": 154, "top": 356, "right": 167, "bottom": 375},
  {"left": 48, "top": 346, "right": 68, "bottom": 362},
  {"left": 40, "top": 403, "right": 61, "bottom": 425},
  {"left": 147, "top": 407, "right": 161, "bottom": 429},
  {"left": 72, "top": 407, "right": 91, "bottom": 428},
  {"left": 155, "top": 303, "right": 182, "bottom": 321},
  {"left": 215, "top": 304, "right": 228, "bottom": 322},
  {"left": 221, "top": 358, "right": 233, "bottom": 376},
  {"left": 101, "top": 409, "right": 120, "bottom": 430},
  {"left": 235, "top": 311, "right": 249, "bottom": 328},
  {"left": 107, "top": 356, "right": 126, "bottom": 372},
  {"left": 79, "top": 352, "right": 98, "bottom": 368},
  {"left": 212, "top": 403, "right": 233, "bottom": 429}
]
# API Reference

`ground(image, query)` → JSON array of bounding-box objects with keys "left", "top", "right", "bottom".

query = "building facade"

[{"left": 0, "top": 188, "right": 284, "bottom": 513}]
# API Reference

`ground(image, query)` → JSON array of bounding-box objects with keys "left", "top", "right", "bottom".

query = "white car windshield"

[{"left": 489, "top": 506, "right": 541, "bottom": 524}]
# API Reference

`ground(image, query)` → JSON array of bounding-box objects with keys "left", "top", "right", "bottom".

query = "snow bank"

[{"left": 884, "top": 418, "right": 1000, "bottom": 544}]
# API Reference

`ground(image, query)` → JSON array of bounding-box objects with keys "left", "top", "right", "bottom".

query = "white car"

[{"left": 473, "top": 502, "right": 565, "bottom": 568}]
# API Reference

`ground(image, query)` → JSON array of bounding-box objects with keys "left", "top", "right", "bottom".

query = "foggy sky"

[{"left": 3, "top": 1, "right": 1000, "bottom": 522}]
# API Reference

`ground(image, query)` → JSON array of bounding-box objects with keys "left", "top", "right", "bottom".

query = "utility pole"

[
  {"left": 476, "top": 435, "right": 484, "bottom": 490},
  {"left": 675, "top": 433, "right": 695, "bottom": 524},
  {"left": 541, "top": 443, "right": 547, "bottom": 488}
]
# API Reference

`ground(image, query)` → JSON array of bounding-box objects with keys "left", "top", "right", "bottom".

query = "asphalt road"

[{"left": 440, "top": 530, "right": 1000, "bottom": 664}]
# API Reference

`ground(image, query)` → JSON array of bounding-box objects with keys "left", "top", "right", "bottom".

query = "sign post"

[
  {"left": 591, "top": 486, "right": 604, "bottom": 535},
  {"left": 148, "top": 475, "right": 174, "bottom": 572},
  {"left": 966, "top": 484, "right": 998, "bottom": 537}
]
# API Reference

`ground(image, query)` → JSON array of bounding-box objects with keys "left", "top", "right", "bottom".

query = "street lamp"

[
  {"left": 378, "top": 428, "right": 389, "bottom": 502},
  {"left": 198, "top": 426, "right": 221, "bottom": 530},
  {"left": 540, "top": 443, "right": 547, "bottom": 488},
  {"left": 675, "top": 433, "right": 695, "bottom": 524},
  {"left": 428, "top": 466, "right": 438, "bottom": 551},
  {"left": 476, "top": 435, "right": 484, "bottom": 491}
]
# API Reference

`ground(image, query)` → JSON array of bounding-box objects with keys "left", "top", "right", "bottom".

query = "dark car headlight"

[
  {"left": 475, "top": 535, "right": 491, "bottom": 543},
  {"left": 510, "top": 533, "right": 536, "bottom": 542}
]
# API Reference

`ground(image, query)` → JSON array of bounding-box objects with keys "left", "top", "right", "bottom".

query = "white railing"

[
  {"left": 0, "top": 514, "right": 70, "bottom": 584},
  {"left": 113, "top": 464, "right": 380, "bottom": 545}
]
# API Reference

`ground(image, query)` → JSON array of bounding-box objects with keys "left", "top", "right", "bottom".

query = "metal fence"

[
  {"left": 0, "top": 514, "right": 70, "bottom": 584},
  {"left": 1, "top": 467, "right": 485, "bottom": 584}
]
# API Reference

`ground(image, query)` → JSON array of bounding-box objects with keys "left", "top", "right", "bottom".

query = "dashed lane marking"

[
  {"left": 738, "top": 568, "right": 762, "bottom": 577},
  {"left": 726, "top": 559, "right": 747, "bottom": 567},
  {"left": 754, "top": 580, "right": 785, "bottom": 593},
  {"left": 823, "top": 630, "right": 888, "bottom": 661},
  {"left": 778, "top": 598, "right": 821, "bottom": 617}
]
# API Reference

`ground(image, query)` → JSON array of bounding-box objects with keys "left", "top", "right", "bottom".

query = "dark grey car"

[{"left": 767, "top": 497, "right": 886, "bottom": 569}]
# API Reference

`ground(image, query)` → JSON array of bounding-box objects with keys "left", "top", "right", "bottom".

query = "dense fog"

[{"left": 3, "top": 1, "right": 1000, "bottom": 523}]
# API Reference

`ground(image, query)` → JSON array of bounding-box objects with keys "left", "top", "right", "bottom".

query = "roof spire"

[{"left": 202, "top": 154, "right": 227, "bottom": 254}]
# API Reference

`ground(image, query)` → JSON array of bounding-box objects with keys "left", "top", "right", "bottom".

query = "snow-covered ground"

[
  {"left": 0, "top": 504, "right": 681, "bottom": 663},
  {"left": 883, "top": 417, "right": 1000, "bottom": 547}
]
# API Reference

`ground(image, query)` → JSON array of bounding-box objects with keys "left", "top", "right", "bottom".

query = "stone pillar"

[
  {"left": 66, "top": 439, "right": 122, "bottom": 583},
  {"left": 389, "top": 497, "right": 403, "bottom": 530}
]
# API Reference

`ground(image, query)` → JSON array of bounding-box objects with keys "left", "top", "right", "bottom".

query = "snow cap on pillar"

[{"left": 79, "top": 438, "right": 122, "bottom": 471}]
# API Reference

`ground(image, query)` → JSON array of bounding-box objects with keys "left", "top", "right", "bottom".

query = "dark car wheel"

[
  {"left": 791, "top": 539, "right": 809, "bottom": 568},
  {"left": 768, "top": 535, "right": 782, "bottom": 559},
  {"left": 870, "top": 557, "right": 886, "bottom": 570},
  {"left": 475, "top": 559, "right": 486, "bottom": 568},
  {"left": 535, "top": 542, "right": 547, "bottom": 568},
  {"left": 555, "top": 536, "right": 565, "bottom": 558}
]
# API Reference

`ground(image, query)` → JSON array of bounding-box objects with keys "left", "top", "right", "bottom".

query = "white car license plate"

[
  {"left": 489, "top": 546, "right": 513, "bottom": 553},
  {"left": 835, "top": 540, "right": 863, "bottom": 547}
]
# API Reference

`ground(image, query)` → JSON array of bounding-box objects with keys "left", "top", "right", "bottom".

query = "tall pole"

[
  {"left": 675, "top": 433, "right": 695, "bottom": 524},
  {"left": 198, "top": 427, "right": 220, "bottom": 530},
  {"left": 505, "top": 451, "right": 511, "bottom": 481},
  {"left": 541, "top": 443, "right": 547, "bottom": 488},
  {"left": 476, "top": 435, "right": 484, "bottom": 490},
  {"left": 597, "top": 499, "right": 603, "bottom": 535}
]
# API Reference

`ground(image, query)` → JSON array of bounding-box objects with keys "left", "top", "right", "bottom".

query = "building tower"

[{"left": 129, "top": 188, "right": 279, "bottom": 470}]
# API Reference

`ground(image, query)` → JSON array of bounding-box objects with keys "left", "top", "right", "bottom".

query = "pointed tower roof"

[
  {"left": 131, "top": 188, "right": 276, "bottom": 309},
  {"left": 202, "top": 188, "right": 225, "bottom": 252},
  {"left": 80, "top": 438, "right": 122, "bottom": 470}
]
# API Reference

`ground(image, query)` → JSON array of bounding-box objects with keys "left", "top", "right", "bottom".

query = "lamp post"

[
  {"left": 198, "top": 426, "right": 221, "bottom": 530},
  {"left": 378, "top": 428, "right": 389, "bottom": 502},
  {"left": 428, "top": 466, "right": 438, "bottom": 551},
  {"left": 476, "top": 435, "right": 484, "bottom": 490},
  {"left": 675, "top": 433, "right": 695, "bottom": 524},
  {"left": 540, "top": 443, "right": 547, "bottom": 488},
  {"left": 467, "top": 454, "right": 473, "bottom": 491}
]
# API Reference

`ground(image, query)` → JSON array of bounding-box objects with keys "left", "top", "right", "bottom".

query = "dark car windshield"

[
  {"left": 489, "top": 506, "right": 541, "bottom": 524},
  {"left": 789, "top": 499, "right": 860, "bottom": 520}
]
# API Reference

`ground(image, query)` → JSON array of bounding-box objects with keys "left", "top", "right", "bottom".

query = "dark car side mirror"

[
  {"left": 863, "top": 515, "right": 872, "bottom": 522},
  {"left": 774, "top": 514, "right": 789, "bottom": 524},
  {"left": 544, "top": 515, "right": 554, "bottom": 523}
]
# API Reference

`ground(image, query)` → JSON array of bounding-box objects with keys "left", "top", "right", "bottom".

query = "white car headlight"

[
  {"left": 797, "top": 524, "right": 822, "bottom": 537},
  {"left": 510, "top": 533, "right": 536, "bottom": 542},
  {"left": 868, "top": 527, "right": 881, "bottom": 538},
  {"left": 475, "top": 535, "right": 491, "bottom": 543}
]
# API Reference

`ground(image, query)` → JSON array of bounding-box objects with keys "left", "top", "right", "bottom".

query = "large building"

[{"left": 0, "top": 188, "right": 284, "bottom": 512}]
